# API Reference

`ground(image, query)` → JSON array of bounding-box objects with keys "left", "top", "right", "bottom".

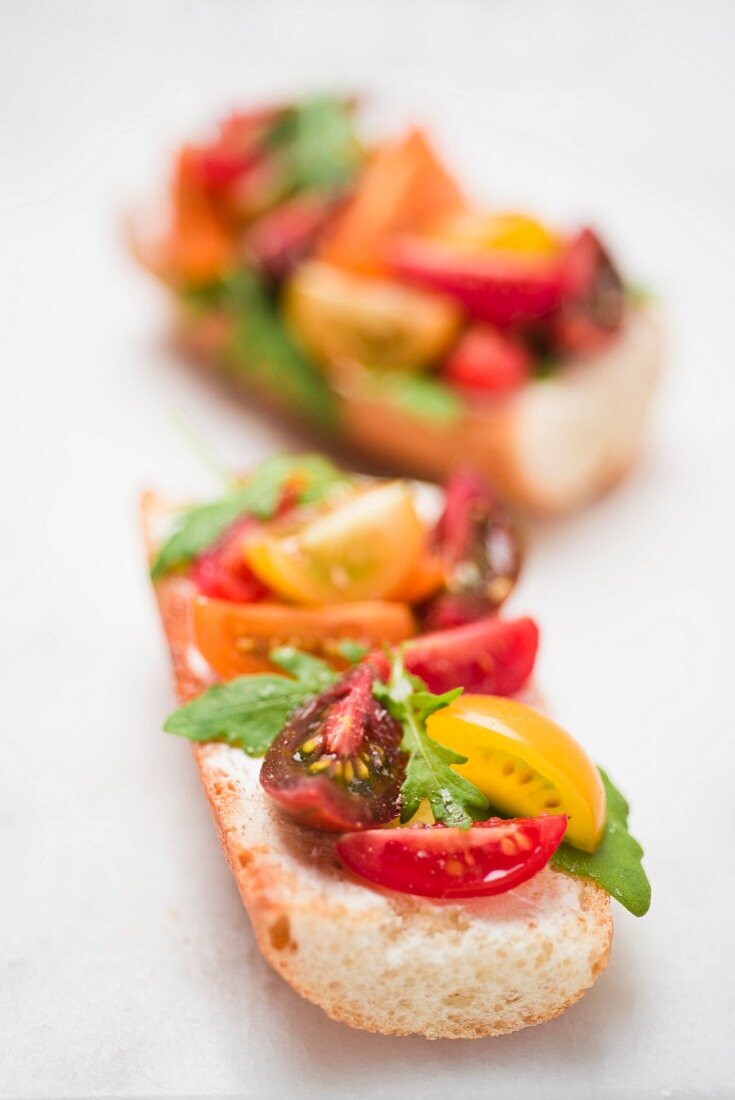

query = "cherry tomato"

[
  {"left": 260, "top": 662, "right": 406, "bottom": 831},
  {"left": 336, "top": 815, "right": 567, "bottom": 898},
  {"left": 421, "top": 469, "right": 521, "bottom": 629},
  {"left": 245, "top": 481, "right": 426, "bottom": 605},
  {"left": 551, "top": 228, "right": 624, "bottom": 355},
  {"left": 404, "top": 616, "right": 538, "bottom": 696},
  {"left": 443, "top": 324, "right": 532, "bottom": 395},
  {"left": 190, "top": 515, "right": 270, "bottom": 604},
  {"left": 427, "top": 695, "right": 606, "bottom": 851}
]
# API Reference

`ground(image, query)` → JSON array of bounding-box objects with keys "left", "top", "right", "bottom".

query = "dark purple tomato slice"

[
  {"left": 260, "top": 661, "right": 406, "bottom": 832},
  {"left": 337, "top": 815, "right": 567, "bottom": 898},
  {"left": 551, "top": 228, "right": 625, "bottom": 356},
  {"left": 404, "top": 616, "right": 539, "bottom": 696},
  {"left": 421, "top": 469, "right": 521, "bottom": 630}
]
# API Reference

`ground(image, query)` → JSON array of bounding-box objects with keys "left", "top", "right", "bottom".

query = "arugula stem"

[{"left": 171, "top": 408, "right": 236, "bottom": 488}]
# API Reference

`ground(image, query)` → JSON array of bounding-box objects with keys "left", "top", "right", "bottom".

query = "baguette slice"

[
  {"left": 143, "top": 495, "right": 612, "bottom": 1038},
  {"left": 175, "top": 301, "right": 661, "bottom": 516}
]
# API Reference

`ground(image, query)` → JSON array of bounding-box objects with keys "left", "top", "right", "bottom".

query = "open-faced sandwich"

[
  {"left": 135, "top": 94, "right": 662, "bottom": 515},
  {"left": 143, "top": 453, "right": 650, "bottom": 1038}
]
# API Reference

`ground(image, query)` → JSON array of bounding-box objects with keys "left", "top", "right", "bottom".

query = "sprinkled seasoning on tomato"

[
  {"left": 337, "top": 815, "right": 567, "bottom": 898},
  {"left": 260, "top": 661, "right": 406, "bottom": 832}
]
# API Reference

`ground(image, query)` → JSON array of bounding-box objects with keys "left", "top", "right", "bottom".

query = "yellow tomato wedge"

[
  {"left": 284, "top": 260, "right": 461, "bottom": 372},
  {"left": 245, "top": 481, "right": 426, "bottom": 605},
  {"left": 436, "top": 211, "right": 561, "bottom": 258},
  {"left": 426, "top": 695, "right": 606, "bottom": 852}
]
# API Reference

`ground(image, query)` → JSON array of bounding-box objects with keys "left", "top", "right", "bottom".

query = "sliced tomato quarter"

[
  {"left": 404, "top": 615, "right": 539, "bottom": 696},
  {"left": 337, "top": 815, "right": 567, "bottom": 898}
]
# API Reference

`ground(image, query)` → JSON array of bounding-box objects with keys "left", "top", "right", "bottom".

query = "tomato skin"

[
  {"left": 404, "top": 616, "right": 538, "bottom": 696},
  {"left": 337, "top": 815, "right": 567, "bottom": 898},
  {"left": 190, "top": 516, "right": 271, "bottom": 604},
  {"left": 260, "top": 661, "right": 406, "bottom": 831},
  {"left": 443, "top": 325, "right": 532, "bottom": 395}
]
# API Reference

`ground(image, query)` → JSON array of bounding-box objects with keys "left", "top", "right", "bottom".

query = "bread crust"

[
  {"left": 173, "top": 301, "right": 662, "bottom": 516},
  {"left": 143, "top": 495, "right": 613, "bottom": 1037}
]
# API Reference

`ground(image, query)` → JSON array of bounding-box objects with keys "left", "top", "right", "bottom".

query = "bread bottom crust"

[{"left": 144, "top": 497, "right": 613, "bottom": 1038}]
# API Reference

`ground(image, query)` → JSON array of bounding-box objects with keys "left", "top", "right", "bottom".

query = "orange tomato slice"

[
  {"left": 318, "top": 128, "right": 466, "bottom": 275},
  {"left": 192, "top": 595, "right": 415, "bottom": 680}
]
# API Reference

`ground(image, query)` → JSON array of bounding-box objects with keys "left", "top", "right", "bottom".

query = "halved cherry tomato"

[
  {"left": 318, "top": 128, "right": 466, "bottom": 276},
  {"left": 284, "top": 260, "right": 461, "bottom": 372},
  {"left": 245, "top": 481, "right": 426, "bottom": 605},
  {"left": 260, "top": 661, "right": 406, "bottom": 831},
  {"left": 336, "top": 815, "right": 567, "bottom": 898},
  {"left": 404, "top": 616, "right": 538, "bottom": 696},
  {"left": 190, "top": 515, "right": 270, "bottom": 604},
  {"left": 551, "top": 228, "right": 624, "bottom": 355},
  {"left": 389, "top": 234, "right": 566, "bottom": 328},
  {"left": 420, "top": 470, "right": 521, "bottom": 629},
  {"left": 192, "top": 595, "right": 415, "bottom": 679},
  {"left": 443, "top": 324, "right": 532, "bottom": 395},
  {"left": 427, "top": 695, "right": 605, "bottom": 851}
]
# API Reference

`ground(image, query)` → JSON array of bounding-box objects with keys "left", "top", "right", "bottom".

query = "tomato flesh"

[
  {"left": 404, "top": 616, "right": 538, "bottom": 696},
  {"left": 190, "top": 515, "right": 271, "bottom": 604},
  {"left": 337, "top": 815, "right": 567, "bottom": 898},
  {"left": 443, "top": 324, "right": 531, "bottom": 395},
  {"left": 260, "top": 662, "right": 405, "bottom": 831}
]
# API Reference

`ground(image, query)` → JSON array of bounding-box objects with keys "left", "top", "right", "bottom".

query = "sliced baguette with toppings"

[
  {"left": 174, "top": 300, "right": 661, "bottom": 516},
  {"left": 143, "top": 494, "right": 612, "bottom": 1038}
]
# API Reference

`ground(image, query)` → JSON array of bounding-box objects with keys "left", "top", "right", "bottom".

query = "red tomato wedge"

[
  {"left": 190, "top": 515, "right": 271, "bottom": 604},
  {"left": 389, "top": 235, "right": 565, "bottom": 328},
  {"left": 403, "top": 616, "right": 538, "bottom": 696},
  {"left": 337, "top": 815, "right": 567, "bottom": 898}
]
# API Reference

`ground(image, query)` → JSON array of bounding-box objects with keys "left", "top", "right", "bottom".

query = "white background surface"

[{"left": 1, "top": 2, "right": 734, "bottom": 1096}]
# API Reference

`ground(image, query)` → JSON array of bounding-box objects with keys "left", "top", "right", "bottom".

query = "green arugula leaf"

[
  {"left": 335, "top": 639, "right": 369, "bottom": 664},
  {"left": 163, "top": 647, "right": 338, "bottom": 756},
  {"left": 268, "top": 645, "right": 336, "bottom": 690},
  {"left": 223, "top": 271, "right": 339, "bottom": 429},
  {"left": 551, "top": 769, "right": 651, "bottom": 917},
  {"left": 373, "top": 371, "right": 464, "bottom": 426},
  {"left": 287, "top": 95, "right": 362, "bottom": 194},
  {"left": 150, "top": 452, "right": 346, "bottom": 579},
  {"left": 374, "top": 652, "right": 488, "bottom": 828}
]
